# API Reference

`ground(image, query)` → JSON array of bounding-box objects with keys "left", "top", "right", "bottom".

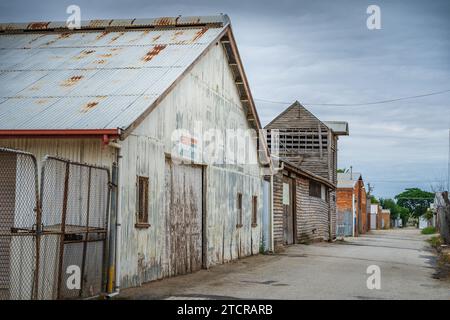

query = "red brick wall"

[
  {"left": 337, "top": 188, "right": 353, "bottom": 212},
  {"left": 337, "top": 188, "right": 354, "bottom": 235},
  {"left": 360, "top": 186, "right": 368, "bottom": 234}
]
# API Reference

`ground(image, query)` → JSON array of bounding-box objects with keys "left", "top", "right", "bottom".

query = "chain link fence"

[{"left": 0, "top": 149, "right": 110, "bottom": 300}]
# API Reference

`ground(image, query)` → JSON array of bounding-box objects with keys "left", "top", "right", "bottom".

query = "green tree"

[
  {"left": 379, "top": 198, "right": 411, "bottom": 226},
  {"left": 398, "top": 206, "right": 411, "bottom": 226},
  {"left": 395, "top": 188, "right": 434, "bottom": 219},
  {"left": 379, "top": 198, "right": 399, "bottom": 219},
  {"left": 337, "top": 168, "right": 349, "bottom": 173},
  {"left": 370, "top": 195, "right": 379, "bottom": 204}
]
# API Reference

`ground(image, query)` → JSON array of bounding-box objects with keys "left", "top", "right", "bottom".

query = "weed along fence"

[{"left": 0, "top": 148, "right": 110, "bottom": 300}]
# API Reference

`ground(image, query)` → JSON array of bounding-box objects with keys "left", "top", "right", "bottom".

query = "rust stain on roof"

[
  {"left": 152, "top": 35, "right": 161, "bottom": 42},
  {"left": 29, "top": 85, "right": 41, "bottom": 91},
  {"left": 96, "top": 31, "right": 110, "bottom": 40},
  {"left": 27, "top": 22, "right": 50, "bottom": 30},
  {"left": 61, "top": 75, "right": 84, "bottom": 87},
  {"left": 28, "top": 34, "right": 46, "bottom": 45},
  {"left": 58, "top": 32, "right": 71, "bottom": 39},
  {"left": 171, "top": 30, "right": 184, "bottom": 42},
  {"left": 191, "top": 27, "right": 208, "bottom": 42},
  {"left": 81, "top": 101, "right": 99, "bottom": 113},
  {"left": 109, "top": 32, "right": 125, "bottom": 43},
  {"left": 142, "top": 44, "right": 167, "bottom": 62},
  {"left": 128, "top": 30, "right": 150, "bottom": 43},
  {"left": 88, "top": 19, "right": 113, "bottom": 28},
  {"left": 74, "top": 49, "right": 96, "bottom": 59},
  {"left": 154, "top": 17, "right": 177, "bottom": 26},
  {"left": 44, "top": 32, "right": 71, "bottom": 46},
  {"left": 94, "top": 59, "right": 106, "bottom": 64},
  {"left": 35, "top": 99, "right": 48, "bottom": 105}
]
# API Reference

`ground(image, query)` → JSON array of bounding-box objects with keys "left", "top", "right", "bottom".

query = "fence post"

[
  {"left": 56, "top": 162, "right": 70, "bottom": 299},
  {"left": 442, "top": 191, "right": 450, "bottom": 244}
]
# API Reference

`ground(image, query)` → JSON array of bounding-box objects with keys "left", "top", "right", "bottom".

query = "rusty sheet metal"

[
  {"left": 0, "top": 15, "right": 229, "bottom": 32},
  {"left": 0, "top": 17, "right": 228, "bottom": 131}
]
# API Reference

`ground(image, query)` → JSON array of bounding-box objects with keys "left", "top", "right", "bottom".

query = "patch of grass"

[
  {"left": 427, "top": 236, "right": 442, "bottom": 248},
  {"left": 421, "top": 226, "right": 437, "bottom": 235}
]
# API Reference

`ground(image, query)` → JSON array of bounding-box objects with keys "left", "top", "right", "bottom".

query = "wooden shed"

[
  {"left": 265, "top": 102, "right": 348, "bottom": 247},
  {"left": 0, "top": 15, "right": 272, "bottom": 298}
]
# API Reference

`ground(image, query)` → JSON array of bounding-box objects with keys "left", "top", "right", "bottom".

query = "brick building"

[{"left": 336, "top": 172, "right": 368, "bottom": 237}]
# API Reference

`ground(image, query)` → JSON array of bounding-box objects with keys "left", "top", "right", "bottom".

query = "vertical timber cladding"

[
  {"left": 282, "top": 176, "right": 295, "bottom": 245},
  {"left": 164, "top": 159, "right": 203, "bottom": 276}
]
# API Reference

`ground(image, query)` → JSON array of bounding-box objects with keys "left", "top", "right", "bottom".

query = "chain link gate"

[
  {"left": 0, "top": 149, "right": 111, "bottom": 300},
  {"left": 0, "top": 148, "right": 40, "bottom": 300},
  {"left": 40, "top": 156, "right": 110, "bottom": 299}
]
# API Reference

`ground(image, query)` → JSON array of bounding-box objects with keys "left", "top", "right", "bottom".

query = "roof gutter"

[{"left": 0, "top": 129, "right": 121, "bottom": 139}]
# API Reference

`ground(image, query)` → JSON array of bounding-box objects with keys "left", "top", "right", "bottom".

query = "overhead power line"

[{"left": 254, "top": 88, "right": 450, "bottom": 107}]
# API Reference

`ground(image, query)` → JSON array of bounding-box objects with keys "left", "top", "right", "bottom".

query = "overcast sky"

[{"left": 1, "top": 0, "right": 449, "bottom": 198}]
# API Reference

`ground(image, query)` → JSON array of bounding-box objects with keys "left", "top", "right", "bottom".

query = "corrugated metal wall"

[{"left": 118, "top": 40, "right": 264, "bottom": 288}]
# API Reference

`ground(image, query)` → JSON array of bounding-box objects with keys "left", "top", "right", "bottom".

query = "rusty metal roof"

[{"left": 0, "top": 15, "right": 229, "bottom": 131}]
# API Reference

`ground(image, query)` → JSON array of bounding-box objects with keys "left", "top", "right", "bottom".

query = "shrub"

[
  {"left": 428, "top": 236, "right": 442, "bottom": 248},
  {"left": 421, "top": 226, "right": 437, "bottom": 235}
]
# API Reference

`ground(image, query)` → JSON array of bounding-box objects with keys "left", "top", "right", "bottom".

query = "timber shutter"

[
  {"left": 252, "top": 196, "right": 258, "bottom": 227},
  {"left": 309, "top": 181, "right": 321, "bottom": 198},
  {"left": 136, "top": 176, "right": 149, "bottom": 227},
  {"left": 237, "top": 193, "right": 243, "bottom": 228}
]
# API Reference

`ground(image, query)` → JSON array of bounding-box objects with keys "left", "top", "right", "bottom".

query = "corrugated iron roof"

[
  {"left": 337, "top": 172, "right": 362, "bottom": 188},
  {"left": 0, "top": 15, "right": 229, "bottom": 131},
  {"left": 324, "top": 121, "right": 349, "bottom": 136}
]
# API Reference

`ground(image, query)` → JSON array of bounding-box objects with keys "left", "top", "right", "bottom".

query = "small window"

[
  {"left": 237, "top": 193, "right": 243, "bottom": 228},
  {"left": 309, "top": 181, "right": 321, "bottom": 198},
  {"left": 252, "top": 196, "right": 258, "bottom": 227},
  {"left": 136, "top": 176, "right": 150, "bottom": 228},
  {"left": 321, "top": 185, "right": 327, "bottom": 201}
]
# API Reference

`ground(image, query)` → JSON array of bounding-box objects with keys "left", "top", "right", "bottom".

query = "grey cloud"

[{"left": 1, "top": 0, "right": 449, "bottom": 198}]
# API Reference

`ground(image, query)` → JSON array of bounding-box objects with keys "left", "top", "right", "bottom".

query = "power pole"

[{"left": 445, "top": 128, "right": 450, "bottom": 192}]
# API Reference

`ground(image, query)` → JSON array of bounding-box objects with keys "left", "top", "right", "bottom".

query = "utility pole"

[{"left": 445, "top": 128, "right": 450, "bottom": 192}]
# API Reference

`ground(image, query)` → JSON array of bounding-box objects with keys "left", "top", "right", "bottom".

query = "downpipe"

[{"left": 106, "top": 141, "right": 121, "bottom": 298}]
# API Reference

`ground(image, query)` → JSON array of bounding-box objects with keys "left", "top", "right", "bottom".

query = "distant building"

[
  {"left": 336, "top": 172, "right": 368, "bottom": 236},
  {"left": 265, "top": 102, "right": 348, "bottom": 247},
  {"left": 370, "top": 204, "right": 379, "bottom": 230},
  {"left": 379, "top": 209, "right": 391, "bottom": 229}
]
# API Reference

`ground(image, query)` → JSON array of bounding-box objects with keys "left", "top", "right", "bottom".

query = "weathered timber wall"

[
  {"left": 272, "top": 172, "right": 285, "bottom": 250},
  {"left": 296, "top": 177, "right": 330, "bottom": 242}
]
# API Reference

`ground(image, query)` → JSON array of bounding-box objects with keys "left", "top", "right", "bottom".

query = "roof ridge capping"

[{"left": 0, "top": 15, "right": 230, "bottom": 32}]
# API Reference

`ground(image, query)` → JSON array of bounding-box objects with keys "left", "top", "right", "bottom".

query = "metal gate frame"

[
  {"left": 40, "top": 156, "right": 110, "bottom": 299},
  {"left": 0, "top": 148, "right": 111, "bottom": 300},
  {"left": 0, "top": 147, "right": 40, "bottom": 300}
]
